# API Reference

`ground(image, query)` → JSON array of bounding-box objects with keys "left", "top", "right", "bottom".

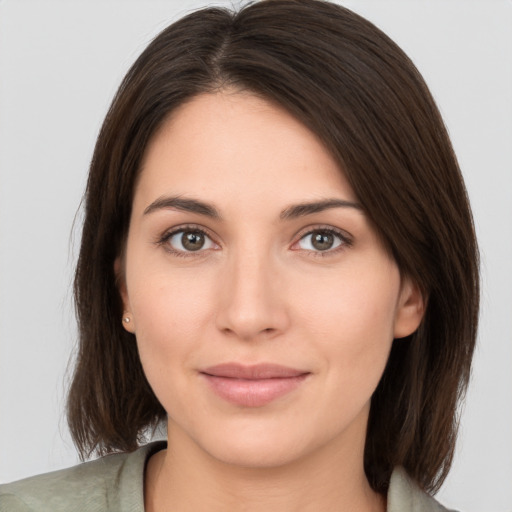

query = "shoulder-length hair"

[{"left": 68, "top": 0, "right": 479, "bottom": 495}]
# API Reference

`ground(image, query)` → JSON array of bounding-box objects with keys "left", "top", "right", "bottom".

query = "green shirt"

[{"left": 0, "top": 441, "right": 454, "bottom": 511}]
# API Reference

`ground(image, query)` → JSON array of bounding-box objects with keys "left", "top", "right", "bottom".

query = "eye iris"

[
  {"left": 312, "top": 231, "right": 334, "bottom": 251},
  {"left": 182, "top": 231, "right": 205, "bottom": 251}
]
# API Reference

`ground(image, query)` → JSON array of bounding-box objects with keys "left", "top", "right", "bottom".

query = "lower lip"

[{"left": 201, "top": 373, "right": 309, "bottom": 407}]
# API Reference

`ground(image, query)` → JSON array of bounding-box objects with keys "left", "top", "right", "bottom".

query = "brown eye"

[
  {"left": 166, "top": 229, "right": 215, "bottom": 253},
  {"left": 311, "top": 232, "right": 334, "bottom": 251},
  {"left": 297, "top": 229, "right": 344, "bottom": 252},
  {"left": 181, "top": 231, "right": 205, "bottom": 251}
]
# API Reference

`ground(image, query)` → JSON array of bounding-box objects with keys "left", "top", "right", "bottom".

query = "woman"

[{"left": 0, "top": 0, "right": 479, "bottom": 510}]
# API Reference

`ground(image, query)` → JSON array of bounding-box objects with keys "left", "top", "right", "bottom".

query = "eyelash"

[
  {"left": 156, "top": 224, "right": 216, "bottom": 259},
  {"left": 294, "top": 226, "right": 352, "bottom": 258},
  {"left": 156, "top": 224, "right": 352, "bottom": 259}
]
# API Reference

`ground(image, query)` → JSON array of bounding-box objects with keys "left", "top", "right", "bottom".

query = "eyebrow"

[
  {"left": 143, "top": 195, "right": 363, "bottom": 220},
  {"left": 144, "top": 196, "right": 222, "bottom": 219},
  {"left": 279, "top": 198, "right": 363, "bottom": 220}
]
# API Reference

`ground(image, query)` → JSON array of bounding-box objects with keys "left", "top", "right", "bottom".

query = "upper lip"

[{"left": 200, "top": 363, "right": 309, "bottom": 379}]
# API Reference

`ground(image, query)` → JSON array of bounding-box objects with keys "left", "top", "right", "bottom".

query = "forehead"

[{"left": 135, "top": 91, "right": 357, "bottom": 213}]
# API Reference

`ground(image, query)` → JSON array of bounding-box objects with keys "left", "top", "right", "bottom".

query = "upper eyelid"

[
  {"left": 161, "top": 224, "right": 216, "bottom": 241},
  {"left": 293, "top": 227, "right": 351, "bottom": 251},
  {"left": 293, "top": 224, "right": 352, "bottom": 245},
  {"left": 155, "top": 224, "right": 217, "bottom": 251},
  {"left": 158, "top": 223, "right": 351, "bottom": 251},
  {"left": 160, "top": 223, "right": 350, "bottom": 238}
]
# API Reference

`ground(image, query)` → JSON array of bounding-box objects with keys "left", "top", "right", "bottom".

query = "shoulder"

[
  {"left": 0, "top": 441, "right": 166, "bottom": 512},
  {"left": 388, "top": 467, "right": 458, "bottom": 512}
]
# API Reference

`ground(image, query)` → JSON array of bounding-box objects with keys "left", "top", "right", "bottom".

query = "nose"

[{"left": 215, "top": 248, "right": 290, "bottom": 341}]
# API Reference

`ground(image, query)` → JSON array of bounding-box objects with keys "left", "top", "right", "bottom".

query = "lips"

[
  {"left": 199, "top": 363, "right": 310, "bottom": 407},
  {"left": 201, "top": 363, "right": 308, "bottom": 379}
]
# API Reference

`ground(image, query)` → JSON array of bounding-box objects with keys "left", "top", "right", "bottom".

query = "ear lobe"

[
  {"left": 393, "top": 278, "right": 425, "bottom": 339},
  {"left": 114, "top": 257, "right": 135, "bottom": 333}
]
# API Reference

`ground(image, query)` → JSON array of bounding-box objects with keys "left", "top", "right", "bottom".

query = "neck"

[{"left": 145, "top": 419, "right": 385, "bottom": 512}]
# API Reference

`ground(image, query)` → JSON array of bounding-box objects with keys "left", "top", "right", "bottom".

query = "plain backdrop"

[{"left": 0, "top": 1, "right": 511, "bottom": 511}]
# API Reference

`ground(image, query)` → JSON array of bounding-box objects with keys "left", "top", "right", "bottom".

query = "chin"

[
  {"left": 189, "top": 414, "right": 348, "bottom": 471},
  {"left": 207, "top": 439, "right": 308, "bottom": 469}
]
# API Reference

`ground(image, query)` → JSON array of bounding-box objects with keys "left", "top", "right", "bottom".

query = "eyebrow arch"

[
  {"left": 279, "top": 199, "right": 363, "bottom": 220},
  {"left": 143, "top": 196, "right": 222, "bottom": 219},
  {"left": 143, "top": 195, "right": 363, "bottom": 220}
]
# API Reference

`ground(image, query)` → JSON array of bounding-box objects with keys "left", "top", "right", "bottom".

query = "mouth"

[{"left": 199, "top": 363, "right": 311, "bottom": 407}]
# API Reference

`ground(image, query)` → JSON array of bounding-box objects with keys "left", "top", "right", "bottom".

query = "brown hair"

[{"left": 68, "top": 0, "right": 479, "bottom": 495}]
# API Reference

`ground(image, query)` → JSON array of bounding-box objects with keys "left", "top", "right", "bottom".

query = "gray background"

[{"left": 1, "top": 1, "right": 511, "bottom": 511}]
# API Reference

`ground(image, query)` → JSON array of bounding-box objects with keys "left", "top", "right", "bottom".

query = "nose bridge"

[{"left": 216, "top": 241, "right": 288, "bottom": 340}]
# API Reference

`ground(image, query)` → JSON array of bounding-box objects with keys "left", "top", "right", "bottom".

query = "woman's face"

[{"left": 119, "top": 91, "right": 423, "bottom": 468}]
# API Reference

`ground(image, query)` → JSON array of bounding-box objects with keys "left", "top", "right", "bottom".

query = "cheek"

[
  {"left": 299, "top": 263, "right": 399, "bottom": 330},
  {"left": 295, "top": 263, "right": 399, "bottom": 387},
  {"left": 127, "top": 231, "right": 216, "bottom": 324},
  {"left": 126, "top": 265, "right": 217, "bottom": 387}
]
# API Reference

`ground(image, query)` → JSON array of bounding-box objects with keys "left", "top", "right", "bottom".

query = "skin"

[{"left": 118, "top": 90, "right": 424, "bottom": 512}]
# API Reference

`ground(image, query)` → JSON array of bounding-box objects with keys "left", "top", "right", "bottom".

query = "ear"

[
  {"left": 114, "top": 257, "right": 136, "bottom": 334},
  {"left": 393, "top": 277, "right": 425, "bottom": 339}
]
